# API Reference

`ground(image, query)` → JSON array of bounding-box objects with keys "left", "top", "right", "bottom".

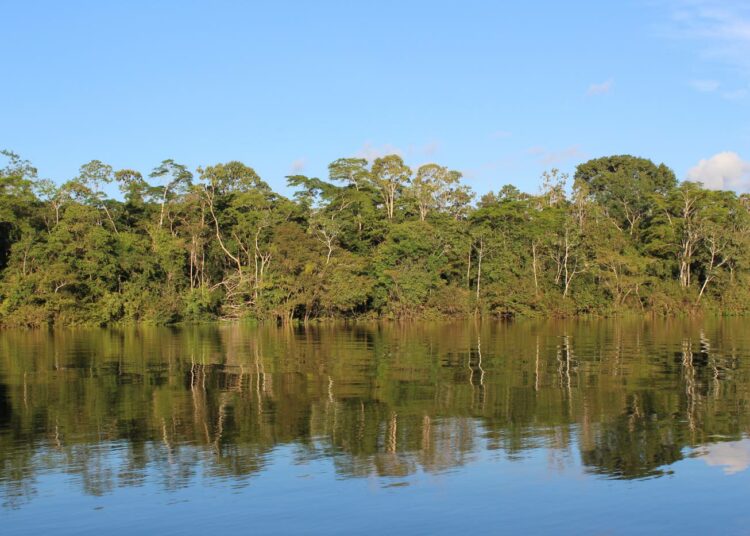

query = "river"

[{"left": 1, "top": 319, "right": 749, "bottom": 534}]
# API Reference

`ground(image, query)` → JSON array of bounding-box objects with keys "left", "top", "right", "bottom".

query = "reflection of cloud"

[
  {"left": 586, "top": 78, "right": 613, "bottom": 96},
  {"left": 697, "top": 439, "right": 750, "bottom": 475},
  {"left": 687, "top": 151, "right": 750, "bottom": 191}
]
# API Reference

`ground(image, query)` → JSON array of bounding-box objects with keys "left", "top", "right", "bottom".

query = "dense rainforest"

[{"left": 0, "top": 149, "right": 749, "bottom": 326}]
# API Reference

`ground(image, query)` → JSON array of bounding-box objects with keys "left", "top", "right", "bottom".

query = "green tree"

[
  {"left": 574, "top": 155, "right": 676, "bottom": 236},
  {"left": 410, "top": 163, "right": 459, "bottom": 221},
  {"left": 370, "top": 155, "right": 411, "bottom": 220}
]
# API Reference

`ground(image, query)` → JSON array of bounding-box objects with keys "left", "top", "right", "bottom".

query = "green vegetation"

[{"left": 1, "top": 150, "right": 749, "bottom": 326}]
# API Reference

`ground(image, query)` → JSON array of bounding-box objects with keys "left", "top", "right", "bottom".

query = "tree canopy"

[{"left": 1, "top": 150, "right": 749, "bottom": 326}]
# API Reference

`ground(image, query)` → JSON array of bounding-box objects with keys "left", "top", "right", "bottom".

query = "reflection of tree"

[
  {"left": 580, "top": 392, "right": 683, "bottom": 479},
  {"left": 1, "top": 319, "right": 750, "bottom": 504}
]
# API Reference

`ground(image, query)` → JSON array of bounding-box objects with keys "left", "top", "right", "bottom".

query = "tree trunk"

[
  {"left": 475, "top": 238, "right": 483, "bottom": 306},
  {"left": 532, "top": 242, "right": 539, "bottom": 295}
]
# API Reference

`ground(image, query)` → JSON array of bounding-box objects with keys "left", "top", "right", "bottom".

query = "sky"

[{"left": 2, "top": 0, "right": 750, "bottom": 196}]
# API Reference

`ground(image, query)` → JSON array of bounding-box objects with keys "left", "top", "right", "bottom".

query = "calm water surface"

[{"left": 1, "top": 319, "right": 750, "bottom": 534}]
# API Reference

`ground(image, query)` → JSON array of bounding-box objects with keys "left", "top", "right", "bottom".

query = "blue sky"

[{"left": 2, "top": 0, "right": 749, "bottom": 195}]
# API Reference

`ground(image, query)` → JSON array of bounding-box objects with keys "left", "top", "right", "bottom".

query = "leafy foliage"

[{"left": 1, "top": 150, "right": 749, "bottom": 326}]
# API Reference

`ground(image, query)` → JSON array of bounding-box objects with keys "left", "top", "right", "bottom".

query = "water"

[{"left": 1, "top": 319, "right": 750, "bottom": 534}]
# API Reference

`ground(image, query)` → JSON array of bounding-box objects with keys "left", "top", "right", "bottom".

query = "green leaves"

[
  {"left": 371, "top": 154, "right": 411, "bottom": 220},
  {"left": 1, "top": 149, "right": 750, "bottom": 326},
  {"left": 574, "top": 155, "right": 677, "bottom": 236}
]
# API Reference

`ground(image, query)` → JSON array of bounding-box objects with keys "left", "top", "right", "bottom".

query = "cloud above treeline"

[
  {"left": 669, "top": 0, "right": 750, "bottom": 75},
  {"left": 586, "top": 78, "right": 614, "bottom": 96},
  {"left": 289, "top": 158, "right": 307, "bottom": 173},
  {"left": 491, "top": 130, "right": 512, "bottom": 139},
  {"left": 356, "top": 142, "right": 403, "bottom": 161},
  {"left": 354, "top": 141, "right": 441, "bottom": 162},
  {"left": 529, "top": 145, "right": 586, "bottom": 166},
  {"left": 687, "top": 151, "right": 750, "bottom": 191},
  {"left": 689, "top": 78, "right": 721, "bottom": 92},
  {"left": 688, "top": 78, "right": 747, "bottom": 100}
]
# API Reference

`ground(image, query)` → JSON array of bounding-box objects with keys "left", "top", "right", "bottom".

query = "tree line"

[{"left": 0, "top": 149, "right": 748, "bottom": 326}]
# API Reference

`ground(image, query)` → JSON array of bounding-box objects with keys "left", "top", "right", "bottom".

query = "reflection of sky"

[
  {"left": 5, "top": 438, "right": 750, "bottom": 536},
  {"left": 695, "top": 439, "right": 750, "bottom": 475}
]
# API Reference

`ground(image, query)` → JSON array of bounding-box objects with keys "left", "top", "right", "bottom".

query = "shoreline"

[{"left": 2, "top": 307, "right": 747, "bottom": 330}]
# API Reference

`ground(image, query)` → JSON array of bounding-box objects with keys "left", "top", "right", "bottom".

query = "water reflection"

[
  {"left": 1, "top": 319, "right": 750, "bottom": 509},
  {"left": 695, "top": 439, "right": 750, "bottom": 475}
]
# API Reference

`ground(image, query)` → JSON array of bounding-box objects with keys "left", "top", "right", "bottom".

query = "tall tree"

[
  {"left": 370, "top": 155, "right": 411, "bottom": 220},
  {"left": 149, "top": 160, "right": 193, "bottom": 228},
  {"left": 410, "top": 163, "right": 459, "bottom": 221},
  {"left": 574, "top": 155, "right": 676, "bottom": 236}
]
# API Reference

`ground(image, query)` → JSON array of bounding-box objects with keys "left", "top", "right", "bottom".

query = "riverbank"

[{"left": 1, "top": 298, "right": 747, "bottom": 329}]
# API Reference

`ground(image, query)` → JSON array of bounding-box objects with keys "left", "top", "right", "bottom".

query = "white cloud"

[
  {"left": 411, "top": 140, "right": 441, "bottom": 158},
  {"left": 668, "top": 0, "right": 750, "bottom": 74},
  {"left": 687, "top": 79, "right": 748, "bottom": 100},
  {"left": 529, "top": 145, "right": 586, "bottom": 166},
  {"left": 355, "top": 142, "right": 403, "bottom": 161},
  {"left": 355, "top": 141, "right": 442, "bottom": 162},
  {"left": 689, "top": 78, "right": 720, "bottom": 92},
  {"left": 491, "top": 130, "right": 512, "bottom": 139},
  {"left": 687, "top": 151, "right": 750, "bottom": 191},
  {"left": 290, "top": 158, "right": 307, "bottom": 173},
  {"left": 721, "top": 87, "right": 748, "bottom": 100},
  {"left": 586, "top": 78, "right": 614, "bottom": 96}
]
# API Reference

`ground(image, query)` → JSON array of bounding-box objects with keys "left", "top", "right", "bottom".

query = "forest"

[{"left": 0, "top": 149, "right": 749, "bottom": 326}]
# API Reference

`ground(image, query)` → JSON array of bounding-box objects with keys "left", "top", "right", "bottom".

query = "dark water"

[{"left": 1, "top": 319, "right": 750, "bottom": 534}]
